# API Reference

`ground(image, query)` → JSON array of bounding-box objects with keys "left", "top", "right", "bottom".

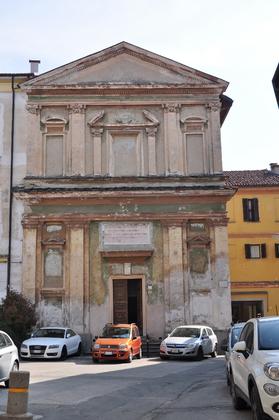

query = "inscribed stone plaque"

[{"left": 101, "top": 222, "right": 151, "bottom": 247}]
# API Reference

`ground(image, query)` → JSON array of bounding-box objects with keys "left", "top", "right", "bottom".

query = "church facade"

[{"left": 14, "top": 42, "right": 233, "bottom": 347}]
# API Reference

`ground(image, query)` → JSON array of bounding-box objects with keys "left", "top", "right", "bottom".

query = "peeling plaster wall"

[{"left": 0, "top": 91, "right": 27, "bottom": 298}]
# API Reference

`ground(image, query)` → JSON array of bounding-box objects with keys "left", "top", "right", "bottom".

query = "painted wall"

[{"left": 227, "top": 187, "right": 279, "bottom": 316}]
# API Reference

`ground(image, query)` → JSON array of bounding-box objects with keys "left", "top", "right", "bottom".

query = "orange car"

[{"left": 92, "top": 323, "right": 142, "bottom": 363}]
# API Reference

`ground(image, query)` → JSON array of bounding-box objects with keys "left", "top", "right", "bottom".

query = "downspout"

[{"left": 7, "top": 75, "right": 15, "bottom": 294}]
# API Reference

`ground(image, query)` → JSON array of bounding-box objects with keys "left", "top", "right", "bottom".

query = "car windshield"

[
  {"left": 231, "top": 326, "right": 243, "bottom": 348},
  {"left": 170, "top": 327, "right": 200, "bottom": 338},
  {"left": 258, "top": 319, "right": 279, "bottom": 350},
  {"left": 32, "top": 328, "right": 65, "bottom": 339},
  {"left": 102, "top": 327, "right": 130, "bottom": 338}
]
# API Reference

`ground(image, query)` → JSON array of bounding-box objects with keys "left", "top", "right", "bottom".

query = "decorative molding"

[
  {"left": 26, "top": 104, "right": 41, "bottom": 115},
  {"left": 187, "top": 235, "right": 211, "bottom": 247},
  {"left": 146, "top": 127, "right": 157, "bottom": 137},
  {"left": 143, "top": 110, "right": 159, "bottom": 125},
  {"left": 162, "top": 103, "right": 181, "bottom": 113},
  {"left": 88, "top": 110, "right": 105, "bottom": 127},
  {"left": 206, "top": 102, "right": 221, "bottom": 112},
  {"left": 68, "top": 104, "right": 86, "bottom": 114},
  {"left": 41, "top": 116, "right": 68, "bottom": 125},
  {"left": 180, "top": 116, "right": 207, "bottom": 133},
  {"left": 91, "top": 128, "right": 104, "bottom": 136}
]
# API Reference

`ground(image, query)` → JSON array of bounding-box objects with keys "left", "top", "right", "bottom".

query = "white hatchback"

[
  {"left": 0, "top": 330, "right": 19, "bottom": 387},
  {"left": 20, "top": 327, "right": 82, "bottom": 360},
  {"left": 160, "top": 325, "right": 218, "bottom": 360},
  {"left": 230, "top": 316, "right": 279, "bottom": 419}
]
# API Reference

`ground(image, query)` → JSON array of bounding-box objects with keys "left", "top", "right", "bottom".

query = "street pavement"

[{"left": 0, "top": 355, "right": 252, "bottom": 420}]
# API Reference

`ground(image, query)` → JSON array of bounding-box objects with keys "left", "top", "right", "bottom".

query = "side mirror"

[
  {"left": 66, "top": 333, "right": 71, "bottom": 339},
  {"left": 233, "top": 341, "right": 246, "bottom": 353},
  {"left": 202, "top": 335, "right": 209, "bottom": 340},
  {"left": 158, "top": 337, "right": 162, "bottom": 340}
]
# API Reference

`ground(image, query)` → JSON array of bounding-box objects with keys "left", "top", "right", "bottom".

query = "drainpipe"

[
  {"left": 7, "top": 75, "right": 15, "bottom": 294},
  {"left": 6, "top": 72, "right": 35, "bottom": 294}
]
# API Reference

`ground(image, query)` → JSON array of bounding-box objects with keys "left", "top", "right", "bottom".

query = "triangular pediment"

[{"left": 22, "top": 42, "right": 228, "bottom": 89}]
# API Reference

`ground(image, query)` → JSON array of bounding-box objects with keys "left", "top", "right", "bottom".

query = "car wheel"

[
  {"left": 210, "top": 344, "right": 217, "bottom": 358},
  {"left": 127, "top": 350, "right": 133, "bottom": 363},
  {"left": 250, "top": 384, "right": 265, "bottom": 420},
  {"left": 196, "top": 346, "right": 204, "bottom": 361},
  {"left": 230, "top": 374, "right": 247, "bottom": 410},
  {"left": 60, "top": 346, "right": 68, "bottom": 360},
  {"left": 92, "top": 358, "right": 99, "bottom": 363},
  {"left": 4, "top": 361, "right": 19, "bottom": 388},
  {"left": 76, "top": 343, "right": 82, "bottom": 356},
  {"left": 136, "top": 348, "right": 142, "bottom": 359},
  {"left": 160, "top": 355, "right": 169, "bottom": 360}
]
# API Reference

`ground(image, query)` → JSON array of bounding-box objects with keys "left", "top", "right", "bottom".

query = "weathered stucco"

[{"left": 2, "top": 43, "right": 234, "bottom": 348}]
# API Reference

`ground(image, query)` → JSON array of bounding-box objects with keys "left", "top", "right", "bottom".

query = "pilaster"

[
  {"left": 206, "top": 101, "right": 222, "bottom": 173},
  {"left": 22, "top": 225, "right": 37, "bottom": 302},
  {"left": 162, "top": 222, "right": 185, "bottom": 332},
  {"left": 146, "top": 127, "right": 157, "bottom": 175},
  {"left": 69, "top": 104, "right": 86, "bottom": 175},
  {"left": 26, "top": 104, "right": 42, "bottom": 176},
  {"left": 163, "top": 104, "right": 183, "bottom": 175},
  {"left": 68, "top": 224, "right": 84, "bottom": 331}
]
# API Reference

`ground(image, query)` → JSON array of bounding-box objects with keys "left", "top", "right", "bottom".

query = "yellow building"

[{"left": 225, "top": 165, "right": 279, "bottom": 322}]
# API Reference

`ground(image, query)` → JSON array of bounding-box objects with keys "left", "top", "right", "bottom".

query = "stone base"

[{"left": 0, "top": 413, "right": 42, "bottom": 420}]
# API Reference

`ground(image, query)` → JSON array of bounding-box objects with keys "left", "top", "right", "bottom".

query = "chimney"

[
  {"left": 270, "top": 162, "right": 279, "bottom": 174},
  {"left": 29, "top": 60, "right": 40, "bottom": 74}
]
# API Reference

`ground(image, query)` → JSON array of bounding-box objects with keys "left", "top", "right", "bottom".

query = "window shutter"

[
  {"left": 275, "top": 244, "right": 279, "bottom": 258},
  {"left": 261, "top": 244, "right": 266, "bottom": 258},
  {"left": 245, "top": 244, "right": 251, "bottom": 259},
  {"left": 243, "top": 199, "right": 249, "bottom": 221},
  {"left": 252, "top": 199, "right": 259, "bottom": 221}
]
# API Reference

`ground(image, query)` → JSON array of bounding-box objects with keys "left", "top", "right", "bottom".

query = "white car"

[
  {"left": 0, "top": 330, "right": 19, "bottom": 387},
  {"left": 230, "top": 316, "right": 279, "bottom": 419},
  {"left": 221, "top": 322, "right": 245, "bottom": 385},
  {"left": 20, "top": 327, "right": 82, "bottom": 360},
  {"left": 160, "top": 325, "right": 218, "bottom": 360}
]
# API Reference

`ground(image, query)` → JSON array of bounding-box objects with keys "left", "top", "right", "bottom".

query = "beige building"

[
  {"left": 0, "top": 73, "right": 33, "bottom": 299},
  {"left": 4, "top": 43, "right": 234, "bottom": 347}
]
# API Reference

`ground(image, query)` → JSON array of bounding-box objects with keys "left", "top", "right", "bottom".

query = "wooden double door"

[{"left": 113, "top": 278, "right": 143, "bottom": 332}]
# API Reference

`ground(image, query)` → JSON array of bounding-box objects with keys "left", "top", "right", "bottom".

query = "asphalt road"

[{"left": 0, "top": 355, "right": 252, "bottom": 420}]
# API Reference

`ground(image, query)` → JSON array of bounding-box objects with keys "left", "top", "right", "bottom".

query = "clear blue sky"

[{"left": 1, "top": 0, "right": 278, "bottom": 170}]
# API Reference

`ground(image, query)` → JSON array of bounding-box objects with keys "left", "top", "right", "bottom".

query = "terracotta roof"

[{"left": 224, "top": 170, "right": 279, "bottom": 188}]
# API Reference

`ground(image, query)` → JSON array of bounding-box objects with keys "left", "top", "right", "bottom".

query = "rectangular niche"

[
  {"left": 112, "top": 135, "right": 138, "bottom": 176},
  {"left": 43, "top": 248, "right": 64, "bottom": 288}
]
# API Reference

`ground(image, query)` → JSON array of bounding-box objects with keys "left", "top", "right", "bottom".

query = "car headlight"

[
  {"left": 184, "top": 343, "right": 196, "bottom": 348},
  {"left": 263, "top": 383, "right": 279, "bottom": 396},
  {"left": 49, "top": 345, "right": 60, "bottom": 349},
  {"left": 119, "top": 344, "right": 128, "bottom": 350},
  {"left": 93, "top": 344, "right": 100, "bottom": 349},
  {"left": 160, "top": 342, "right": 166, "bottom": 348},
  {"left": 21, "top": 344, "right": 28, "bottom": 349},
  {"left": 264, "top": 363, "right": 279, "bottom": 381}
]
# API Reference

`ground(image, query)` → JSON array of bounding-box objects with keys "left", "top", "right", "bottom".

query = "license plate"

[
  {"left": 104, "top": 351, "right": 113, "bottom": 355},
  {"left": 33, "top": 350, "right": 42, "bottom": 354},
  {"left": 171, "top": 349, "right": 179, "bottom": 353}
]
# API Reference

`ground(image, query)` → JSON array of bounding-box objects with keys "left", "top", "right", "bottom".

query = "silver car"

[
  {"left": 160, "top": 325, "right": 218, "bottom": 360},
  {"left": 221, "top": 322, "right": 245, "bottom": 385},
  {"left": 0, "top": 330, "right": 19, "bottom": 387}
]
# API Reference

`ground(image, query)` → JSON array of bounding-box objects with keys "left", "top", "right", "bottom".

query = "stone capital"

[
  {"left": 68, "top": 104, "right": 86, "bottom": 114},
  {"left": 91, "top": 128, "right": 104, "bottom": 136},
  {"left": 162, "top": 103, "right": 181, "bottom": 113},
  {"left": 26, "top": 104, "right": 41, "bottom": 115},
  {"left": 206, "top": 102, "right": 221, "bottom": 112},
  {"left": 146, "top": 127, "right": 157, "bottom": 137}
]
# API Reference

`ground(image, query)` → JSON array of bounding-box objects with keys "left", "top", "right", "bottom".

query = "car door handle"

[{"left": 236, "top": 354, "right": 241, "bottom": 359}]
